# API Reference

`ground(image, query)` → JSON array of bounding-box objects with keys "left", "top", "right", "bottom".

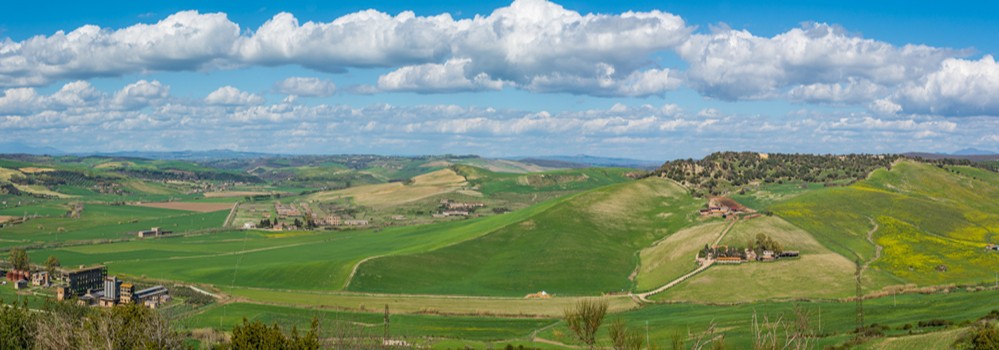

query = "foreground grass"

[
  {"left": 543, "top": 288, "right": 999, "bottom": 349},
  {"left": 221, "top": 287, "right": 640, "bottom": 317},
  {"left": 182, "top": 302, "right": 557, "bottom": 342}
]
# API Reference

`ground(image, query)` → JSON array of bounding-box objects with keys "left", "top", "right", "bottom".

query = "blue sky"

[{"left": 1, "top": 0, "right": 998, "bottom": 160}]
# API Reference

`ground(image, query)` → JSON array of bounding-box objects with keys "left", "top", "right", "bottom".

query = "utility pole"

[
  {"left": 645, "top": 320, "right": 650, "bottom": 349},
  {"left": 384, "top": 304, "right": 390, "bottom": 342}
]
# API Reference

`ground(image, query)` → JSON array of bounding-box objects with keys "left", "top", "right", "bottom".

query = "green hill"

[
  {"left": 772, "top": 160, "right": 999, "bottom": 287},
  {"left": 347, "top": 177, "right": 702, "bottom": 296}
]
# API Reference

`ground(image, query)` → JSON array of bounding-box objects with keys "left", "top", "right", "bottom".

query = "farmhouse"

[
  {"left": 31, "top": 271, "right": 49, "bottom": 286},
  {"left": 242, "top": 222, "right": 256, "bottom": 229},
  {"left": 987, "top": 244, "right": 999, "bottom": 251},
  {"left": 343, "top": 219, "right": 369, "bottom": 226},
  {"left": 318, "top": 215, "right": 341, "bottom": 226},
  {"left": 137, "top": 227, "right": 171, "bottom": 238},
  {"left": 275, "top": 203, "right": 301, "bottom": 218},
  {"left": 716, "top": 257, "right": 743, "bottom": 264}
]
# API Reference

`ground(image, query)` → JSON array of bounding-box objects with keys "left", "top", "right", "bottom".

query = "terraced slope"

[
  {"left": 772, "top": 160, "right": 999, "bottom": 287},
  {"left": 347, "top": 177, "right": 702, "bottom": 296}
]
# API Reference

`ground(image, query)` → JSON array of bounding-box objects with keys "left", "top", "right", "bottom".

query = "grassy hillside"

[
  {"left": 347, "top": 177, "right": 702, "bottom": 296},
  {"left": 773, "top": 160, "right": 999, "bottom": 287},
  {"left": 635, "top": 220, "right": 727, "bottom": 291}
]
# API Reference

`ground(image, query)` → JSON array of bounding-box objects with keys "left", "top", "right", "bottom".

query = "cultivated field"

[
  {"left": 309, "top": 168, "right": 471, "bottom": 209},
  {"left": 132, "top": 201, "right": 235, "bottom": 212}
]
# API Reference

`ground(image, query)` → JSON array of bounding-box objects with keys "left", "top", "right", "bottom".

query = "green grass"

[
  {"left": 457, "top": 166, "right": 633, "bottom": 196},
  {"left": 2, "top": 204, "right": 228, "bottom": 249},
  {"left": 348, "top": 178, "right": 702, "bottom": 296},
  {"left": 541, "top": 289, "right": 999, "bottom": 349},
  {"left": 635, "top": 220, "right": 727, "bottom": 292},
  {"left": 181, "top": 302, "right": 556, "bottom": 342},
  {"left": 772, "top": 161, "right": 999, "bottom": 287}
]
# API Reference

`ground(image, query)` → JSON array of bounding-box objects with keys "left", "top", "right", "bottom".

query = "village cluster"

[
  {"left": 697, "top": 233, "right": 799, "bottom": 265},
  {"left": 6, "top": 264, "right": 170, "bottom": 309},
  {"left": 237, "top": 198, "right": 487, "bottom": 230}
]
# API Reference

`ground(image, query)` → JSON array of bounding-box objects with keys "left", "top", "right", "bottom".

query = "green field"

[
  {"left": 2, "top": 204, "right": 228, "bottom": 249},
  {"left": 348, "top": 178, "right": 702, "bottom": 296}
]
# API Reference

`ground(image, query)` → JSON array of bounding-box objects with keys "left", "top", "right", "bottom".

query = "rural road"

[{"left": 634, "top": 217, "right": 739, "bottom": 302}]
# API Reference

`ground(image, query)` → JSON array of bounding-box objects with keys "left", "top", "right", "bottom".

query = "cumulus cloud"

[
  {"left": 205, "top": 86, "right": 264, "bottom": 106},
  {"left": 677, "top": 23, "right": 957, "bottom": 101},
  {"left": 0, "top": 11, "right": 240, "bottom": 87},
  {"left": 378, "top": 58, "right": 505, "bottom": 93},
  {"left": 113, "top": 80, "right": 169, "bottom": 110},
  {"left": 274, "top": 77, "right": 337, "bottom": 97},
  {"left": 892, "top": 55, "right": 999, "bottom": 116},
  {"left": 0, "top": 0, "right": 689, "bottom": 97}
]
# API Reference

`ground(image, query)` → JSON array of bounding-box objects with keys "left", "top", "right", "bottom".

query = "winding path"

[{"left": 859, "top": 217, "right": 882, "bottom": 277}]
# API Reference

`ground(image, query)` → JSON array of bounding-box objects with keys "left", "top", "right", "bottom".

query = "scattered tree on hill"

[
  {"left": 564, "top": 299, "right": 608, "bottom": 350},
  {"left": 8, "top": 248, "right": 29, "bottom": 271},
  {"left": 44, "top": 255, "right": 60, "bottom": 276}
]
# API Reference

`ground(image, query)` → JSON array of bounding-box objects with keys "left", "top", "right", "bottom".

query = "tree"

[
  {"left": 970, "top": 322, "right": 999, "bottom": 350},
  {"left": 45, "top": 255, "right": 61, "bottom": 276},
  {"left": 8, "top": 248, "right": 29, "bottom": 271},
  {"left": 564, "top": 299, "right": 608, "bottom": 350},
  {"left": 608, "top": 319, "right": 644, "bottom": 350}
]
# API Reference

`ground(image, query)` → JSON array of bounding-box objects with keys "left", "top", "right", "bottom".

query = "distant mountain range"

[
  {"left": 514, "top": 155, "right": 662, "bottom": 169},
  {"left": 0, "top": 142, "right": 64, "bottom": 155},
  {"left": 951, "top": 148, "right": 997, "bottom": 156}
]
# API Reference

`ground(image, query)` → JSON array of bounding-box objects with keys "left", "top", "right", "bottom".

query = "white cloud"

[
  {"left": 0, "top": 1, "right": 690, "bottom": 97},
  {"left": 274, "top": 77, "right": 337, "bottom": 97},
  {"left": 378, "top": 58, "right": 505, "bottom": 92},
  {"left": 113, "top": 80, "right": 169, "bottom": 110},
  {"left": 205, "top": 86, "right": 264, "bottom": 106},
  {"left": 893, "top": 55, "right": 999, "bottom": 116},
  {"left": 789, "top": 79, "right": 887, "bottom": 104},
  {"left": 4, "top": 79, "right": 997, "bottom": 159},
  {"left": 0, "top": 88, "right": 42, "bottom": 115},
  {"left": 0, "top": 11, "right": 240, "bottom": 87},
  {"left": 869, "top": 98, "right": 902, "bottom": 115},
  {"left": 677, "top": 23, "right": 956, "bottom": 101}
]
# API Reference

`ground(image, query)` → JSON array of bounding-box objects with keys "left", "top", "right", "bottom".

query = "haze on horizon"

[{"left": 1, "top": 0, "right": 998, "bottom": 160}]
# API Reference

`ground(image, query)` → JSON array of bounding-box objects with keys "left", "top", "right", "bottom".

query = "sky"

[{"left": 1, "top": 0, "right": 998, "bottom": 160}]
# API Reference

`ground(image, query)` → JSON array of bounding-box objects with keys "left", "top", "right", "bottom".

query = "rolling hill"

[{"left": 347, "top": 177, "right": 702, "bottom": 296}]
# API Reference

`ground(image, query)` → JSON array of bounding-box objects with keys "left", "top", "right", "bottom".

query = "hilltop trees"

[{"left": 655, "top": 152, "right": 904, "bottom": 197}]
